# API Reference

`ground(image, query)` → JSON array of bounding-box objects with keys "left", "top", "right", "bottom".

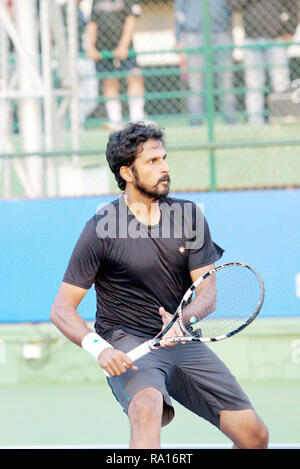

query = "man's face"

[{"left": 131, "top": 139, "right": 170, "bottom": 199}]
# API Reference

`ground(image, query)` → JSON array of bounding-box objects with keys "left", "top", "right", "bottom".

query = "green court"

[
  {"left": 1, "top": 318, "right": 299, "bottom": 448},
  {"left": 0, "top": 381, "right": 299, "bottom": 448}
]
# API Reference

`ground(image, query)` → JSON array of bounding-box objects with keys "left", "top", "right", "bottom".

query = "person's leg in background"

[
  {"left": 127, "top": 68, "right": 145, "bottom": 123},
  {"left": 101, "top": 60, "right": 145, "bottom": 130},
  {"left": 243, "top": 39, "right": 266, "bottom": 125},
  {"left": 184, "top": 31, "right": 205, "bottom": 126},
  {"left": 102, "top": 76, "right": 123, "bottom": 130},
  {"left": 267, "top": 42, "right": 291, "bottom": 94},
  {"left": 214, "top": 32, "right": 236, "bottom": 124},
  {"left": 77, "top": 57, "right": 98, "bottom": 128}
]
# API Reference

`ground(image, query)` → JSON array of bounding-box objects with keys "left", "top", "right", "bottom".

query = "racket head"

[{"left": 178, "top": 262, "right": 265, "bottom": 343}]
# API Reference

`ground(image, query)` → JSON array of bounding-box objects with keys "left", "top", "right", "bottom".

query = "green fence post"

[{"left": 202, "top": 0, "right": 216, "bottom": 191}]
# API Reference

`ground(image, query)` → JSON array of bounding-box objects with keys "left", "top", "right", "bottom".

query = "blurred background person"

[
  {"left": 0, "top": 0, "right": 15, "bottom": 154},
  {"left": 174, "top": 0, "right": 236, "bottom": 126},
  {"left": 77, "top": 0, "right": 98, "bottom": 128},
  {"left": 86, "top": 0, "right": 145, "bottom": 131},
  {"left": 228, "top": 0, "right": 299, "bottom": 125}
]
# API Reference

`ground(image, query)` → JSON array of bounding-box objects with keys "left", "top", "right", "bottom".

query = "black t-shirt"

[
  {"left": 63, "top": 196, "right": 224, "bottom": 340},
  {"left": 90, "top": 0, "right": 141, "bottom": 51}
]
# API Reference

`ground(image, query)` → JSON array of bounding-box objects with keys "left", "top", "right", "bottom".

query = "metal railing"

[{"left": 0, "top": 0, "right": 300, "bottom": 198}]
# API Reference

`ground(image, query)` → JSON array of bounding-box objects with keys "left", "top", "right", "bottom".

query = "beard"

[{"left": 133, "top": 170, "right": 170, "bottom": 200}]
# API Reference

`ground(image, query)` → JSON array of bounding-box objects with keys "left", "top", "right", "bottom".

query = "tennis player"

[{"left": 50, "top": 122, "right": 269, "bottom": 449}]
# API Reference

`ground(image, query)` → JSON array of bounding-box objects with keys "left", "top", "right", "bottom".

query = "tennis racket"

[{"left": 126, "top": 262, "right": 265, "bottom": 363}]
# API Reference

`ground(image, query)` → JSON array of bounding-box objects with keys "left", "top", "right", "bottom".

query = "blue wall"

[{"left": 1, "top": 189, "right": 299, "bottom": 322}]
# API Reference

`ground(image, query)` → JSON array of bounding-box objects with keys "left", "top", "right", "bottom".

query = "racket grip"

[
  {"left": 103, "top": 340, "right": 153, "bottom": 377},
  {"left": 126, "top": 340, "right": 153, "bottom": 362}
]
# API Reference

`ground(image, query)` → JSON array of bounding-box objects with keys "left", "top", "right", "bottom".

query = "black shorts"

[
  {"left": 96, "top": 56, "right": 139, "bottom": 74},
  {"left": 107, "top": 329, "right": 253, "bottom": 428}
]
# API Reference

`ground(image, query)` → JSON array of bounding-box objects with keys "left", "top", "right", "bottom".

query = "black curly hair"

[{"left": 105, "top": 121, "right": 165, "bottom": 191}]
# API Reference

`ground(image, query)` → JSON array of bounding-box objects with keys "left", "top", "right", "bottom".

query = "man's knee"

[
  {"left": 128, "top": 387, "right": 163, "bottom": 428},
  {"left": 254, "top": 421, "right": 269, "bottom": 449},
  {"left": 128, "top": 387, "right": 163, "bottom": 449},
  {"left": 242, "top": 414, "right": 269, "bottom": 449},
  {"left": 220, "top": 409, "right": 269, "bottom": 449}
]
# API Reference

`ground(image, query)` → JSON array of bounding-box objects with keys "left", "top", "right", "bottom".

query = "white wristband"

[{"left": 81, "top": 332, "right": 112, "bottom": 360}]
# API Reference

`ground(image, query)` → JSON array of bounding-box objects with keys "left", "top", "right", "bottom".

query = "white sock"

[
  {"left": 105, "top": 99, "right": 122, "bottom": 123},
  {"left": 128, "top": 96, "right": 145, "bottom": 122}
]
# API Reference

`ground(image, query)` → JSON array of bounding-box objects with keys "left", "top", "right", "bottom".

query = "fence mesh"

[{"left": 0, "top": 0, "right": 300, "bottom": 198}]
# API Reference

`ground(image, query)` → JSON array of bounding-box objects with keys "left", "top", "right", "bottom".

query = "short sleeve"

[
  {"left": 125, "top": 1, "right": 142, "bottom": 17},
  {"left": 186, "top": 203, "right": 224, "bottom": 271},
  {"left": 90, "top": 1, "right": 98, "bottom": 23},
  {"left": 63, "top": 217, "right": 105, "bottom": 289}
]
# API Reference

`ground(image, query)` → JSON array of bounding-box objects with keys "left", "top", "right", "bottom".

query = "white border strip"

[{"left": 0, "top": 443, "right": 299, "bottom": 449}]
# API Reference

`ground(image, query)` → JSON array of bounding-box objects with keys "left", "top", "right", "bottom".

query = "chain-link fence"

[{"left": 0, "top": 0, "right": 300, "bottom": 198}]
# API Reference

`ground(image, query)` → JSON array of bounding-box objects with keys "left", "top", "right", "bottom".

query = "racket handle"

[
  {"left": 103, "top": 340, "right": 153, "bottom": 377},
  {"left": 126, "top": 340, "right": 153, "bottom": 362}
]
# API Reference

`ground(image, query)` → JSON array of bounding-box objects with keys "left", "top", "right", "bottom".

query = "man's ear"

[{"left": 120, "top": 166, "right": 134, "bottom": 184}]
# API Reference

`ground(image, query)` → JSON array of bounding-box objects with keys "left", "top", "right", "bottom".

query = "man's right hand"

[
  {"left": 98, "top": 347, "right": 138, "bottom": 376},
  {"left": 86, "top": 46, "right": 102, "bottom": 62}
]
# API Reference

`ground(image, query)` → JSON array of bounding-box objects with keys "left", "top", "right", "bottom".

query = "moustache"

[{"left": 156, "top": 175, "right": 170, "bottom": 186}]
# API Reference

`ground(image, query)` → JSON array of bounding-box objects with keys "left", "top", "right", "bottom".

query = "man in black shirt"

[
  {"left": 50, "top": 122, "right": 268, "bottom": 449},
  {"left": 86, "top": 0, "right": 145, "bottom": 130}
]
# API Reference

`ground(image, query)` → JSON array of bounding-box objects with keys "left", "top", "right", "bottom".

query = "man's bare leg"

[
  {"left": 128, "top": 387, "right": 163, "bottom": 449},
  {"left": 220, "top": 408, "right": 269, "bottom": 449}
]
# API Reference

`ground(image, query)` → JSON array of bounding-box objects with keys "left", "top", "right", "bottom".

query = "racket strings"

[{"left": 181, "top": 264, "right": 263, "bottom": 339}]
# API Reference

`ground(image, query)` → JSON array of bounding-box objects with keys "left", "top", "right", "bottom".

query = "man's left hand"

[{"left": 158, "top": 307, "right": 185, "bottom": 347}]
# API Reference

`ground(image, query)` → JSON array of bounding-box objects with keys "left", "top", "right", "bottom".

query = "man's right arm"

[
  {"left": 85, "top": 21, "right": 102, "bottom": 61},
  {"left": 50, "top": 281, "right": 93, "bottom": 345},
  {"left": 50, "top": 282, "right": 137, "bottom": 376}
]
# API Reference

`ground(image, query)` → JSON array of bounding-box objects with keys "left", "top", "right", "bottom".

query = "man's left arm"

[
  {"left": 114, "top": 15, "right": 137, "bottom": 61},
  {"left": 158, "top": 262, "right": 216, "bottom": 344},
  {"left": 114, "top": 3, "right": 142, "bottom": 61},
  {"left": 188, "top": 263, "right": 217, "bottom": 321},
  {"left": 190, "top": 262, "right": 215, "bottom": 285}
]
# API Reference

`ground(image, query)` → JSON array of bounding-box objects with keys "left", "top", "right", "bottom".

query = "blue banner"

[{"left": 0, "top": 189, "right": 299, "bottom": 322}]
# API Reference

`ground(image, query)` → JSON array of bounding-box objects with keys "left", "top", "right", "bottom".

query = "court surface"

[{"left": 0, "top": 380, "right": 299, "bottom": 449}]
